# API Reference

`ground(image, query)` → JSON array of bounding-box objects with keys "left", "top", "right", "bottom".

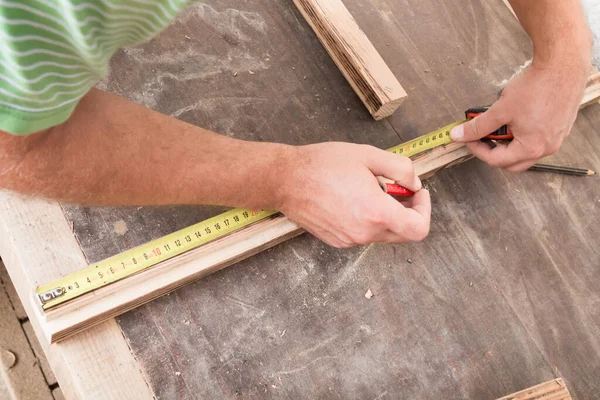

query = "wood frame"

[{"left": 292, "top": 0, "right": 407, "bottom": 119}]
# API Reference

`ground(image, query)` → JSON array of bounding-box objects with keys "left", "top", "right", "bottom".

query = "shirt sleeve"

[{"left": 0, "top": 0, "right": 190, "bottom": 135}]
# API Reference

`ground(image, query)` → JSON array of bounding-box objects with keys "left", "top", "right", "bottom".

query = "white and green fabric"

[{"left": 0, "top": 0, "right": 190, "bottom": 135}]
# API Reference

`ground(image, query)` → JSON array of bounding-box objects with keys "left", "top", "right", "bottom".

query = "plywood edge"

[
  {"left": 495, "top": 378, "right": 571, "bottom": 400},
  {"left": 292, "top": 0, "right": 407, "bottom": 119},
  {"left": 0, "top": 194, "right": 154, "bottom": 400}
]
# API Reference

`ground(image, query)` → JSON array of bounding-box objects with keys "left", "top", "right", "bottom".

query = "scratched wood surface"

[{"left": 62, "top": 0, "right": 600, "bottom": 398}]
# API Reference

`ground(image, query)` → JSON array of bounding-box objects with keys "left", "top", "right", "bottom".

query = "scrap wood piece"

[
  {"left": 292, "top": 0, "right": 407, "bottom": 119},
  {"left": 495, "top": 378, "right": 572, "bottom": 400}
]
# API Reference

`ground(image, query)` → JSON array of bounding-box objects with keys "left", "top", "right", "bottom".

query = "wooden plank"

[
  {"left": 39, "top": 136, "right": 470, "bottom": 343},
  {"left": 0, "top": 195, "right": 153, "bottom": 399},
  {"left": 292, "top": 0, "right": 407, "bottom": 119},
  {"left": 495, "top": 378, "right": 571, "bottom": 400}
]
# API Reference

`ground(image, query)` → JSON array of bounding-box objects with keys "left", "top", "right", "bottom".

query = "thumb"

[{"left": 450, "top": 102, "right": 509, "bottom": 142}]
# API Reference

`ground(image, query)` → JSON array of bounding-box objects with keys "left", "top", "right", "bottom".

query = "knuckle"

[
  {"left": 547, "top": 142, "right": 560, "bottom": 155},
  {"left": 487, "top": 157, "right": 503, "bottom": 168},
  {"left": 411, "top": 224, "right": 430, "bottom": 242},
  {"left": 529, "top": 146, "right": 545, "bottom": 159},
  {"left": 403, "top": 219, "right": 429, "bottom": 242},
  {"left": 352, "top": 231, "right": 375, "bottom": 245},
  {"left": 364, "top": 209, "right": 385, "bottom": 225},
  {"left": 469, "top": 119, "right": 480, "bottom": 139}
]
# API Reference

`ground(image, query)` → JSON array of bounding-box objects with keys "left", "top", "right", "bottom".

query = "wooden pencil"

[{"left": 529, "top": 163, "right": 596, "bottom": 176}]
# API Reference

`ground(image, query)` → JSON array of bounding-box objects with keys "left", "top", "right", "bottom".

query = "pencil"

[{"left": 528, "top": 163, "right": 596, "bottom": 176}]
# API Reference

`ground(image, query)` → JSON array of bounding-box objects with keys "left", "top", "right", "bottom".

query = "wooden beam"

[
  {"left": 292, "top": 0, "right": 407, "bottom": 119},
  {"left": 495, "top": 378, "right": 572, "bottom": 400}
]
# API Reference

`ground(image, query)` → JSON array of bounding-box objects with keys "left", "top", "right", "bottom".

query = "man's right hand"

[{"left": 277, "top": 143, "right": 431, "bottom": 248}]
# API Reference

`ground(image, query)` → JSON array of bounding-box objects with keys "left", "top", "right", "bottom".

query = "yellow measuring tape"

[{"left": 36, "top": 120, "right": 464, "bottom": 310}]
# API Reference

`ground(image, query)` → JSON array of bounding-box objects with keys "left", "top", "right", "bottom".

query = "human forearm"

[
  {"left": 0, "top": 88, "right": 432, "bottom": 247},
  {"left": 0, "top": 88, "right": 292, "bottom": 208},
  {"left": 508, "top": 0, "right": 592, "bottom": 69}
]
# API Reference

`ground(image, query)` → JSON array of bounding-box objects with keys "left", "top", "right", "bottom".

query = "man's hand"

[
  {"left": 277, "top": 143, "right": 431, "bottom": 248},
  {"left": 450, "top": 62, "right": 588, "bottom": 172},
  {"left": 450, "top": 0, "right": 592, "bottom": 172}
]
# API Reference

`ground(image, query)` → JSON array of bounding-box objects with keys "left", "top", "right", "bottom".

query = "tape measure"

[
  {"left": 387, "top": 120, "right": 464, "bottom": 157},
  {"left": 35, "top": 120, "right": 464, "bottom": 310}
]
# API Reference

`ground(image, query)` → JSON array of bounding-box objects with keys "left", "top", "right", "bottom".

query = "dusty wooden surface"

[{"left": 62, "top": 0, "right": 600, "bottom": 398}]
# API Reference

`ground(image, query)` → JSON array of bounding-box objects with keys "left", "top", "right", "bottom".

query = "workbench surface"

[{"left": 2, "top": 0, "right": 600, "bottom": 399}]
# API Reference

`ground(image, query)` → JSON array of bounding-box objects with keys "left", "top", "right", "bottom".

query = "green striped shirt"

[{"left": 0, "top": 0, "right": 190, "bottom": 135}]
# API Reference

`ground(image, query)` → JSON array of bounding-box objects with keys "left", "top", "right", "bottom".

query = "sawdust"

[{"left": 113, "top": 220, "right": 128, "bottom": 236}]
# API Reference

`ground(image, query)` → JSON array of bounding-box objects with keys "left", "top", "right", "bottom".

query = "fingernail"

[
  {"left": 450, "top": 125, "right": 464, "bottom": 141},
  {"left": 414, "top": 176, "right": 422, "bottom": 190}
]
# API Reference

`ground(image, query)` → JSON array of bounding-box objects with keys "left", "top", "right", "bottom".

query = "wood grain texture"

[
  {"left": 0, "top": 194, "right": 153, "bottom": 399},
  {"left": 292, "top": 0, "right": 407, "bottom": 119},
  {"left": 496, "top": 378, "right": 571, "bottom": 400}
]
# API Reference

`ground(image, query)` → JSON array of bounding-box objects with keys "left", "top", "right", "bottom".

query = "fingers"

[
  {"left": 363, "top": 147, "right": 421, "bottom": 191},
  {"left": 465, "top": 140, "right": 526, "bottom": 169},
  {"left": 451, "top": 101, "right": 510, "bottom": 142},
  {"left": 383, "top": 189, "right": 431, "bottom": 242}
]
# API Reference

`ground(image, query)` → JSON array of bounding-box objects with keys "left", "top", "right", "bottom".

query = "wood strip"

[
  {"left": 0, "top": 196, "right": 154, "bottom": 399},
  {"left": 495, "top": 378, "right": 571, "bottom": 400},
  {"left": 292, "top": 0, "right": 407, "bottom": 119}
]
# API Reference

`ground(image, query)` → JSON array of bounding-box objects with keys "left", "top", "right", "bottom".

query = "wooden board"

[
  {"left": 496, "top": 378, "right": 571, "bottom": 400},
  {"left": 292, "top": 0, "right": 407, "bottom": 119},
  {"left": 0, "top": 195, "right": 153, "bottom": 400}
]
